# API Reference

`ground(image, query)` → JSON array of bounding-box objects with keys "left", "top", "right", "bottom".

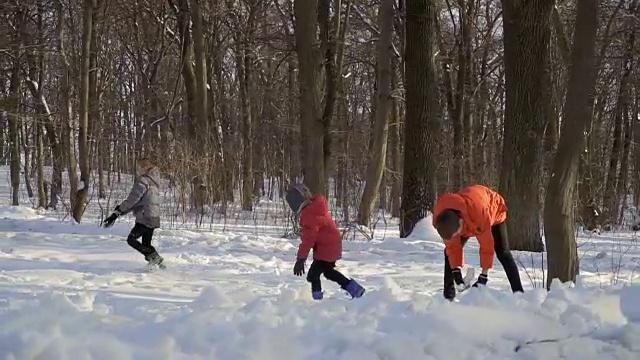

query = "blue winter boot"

[
  {"left": 344, "top": 279, "right": 365, "bottom": 299},
  {"left": 312, "top": 291, "right": 323, "bottom": 300}
]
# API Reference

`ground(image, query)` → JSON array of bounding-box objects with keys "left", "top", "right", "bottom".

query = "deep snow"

[{"left": 0, "top": 206, "right": 639, "bottom": 359}]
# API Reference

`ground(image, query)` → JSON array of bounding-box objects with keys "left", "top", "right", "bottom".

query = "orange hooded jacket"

[{"left": 432, "top": 185, "right": 507, "bottom": 270}]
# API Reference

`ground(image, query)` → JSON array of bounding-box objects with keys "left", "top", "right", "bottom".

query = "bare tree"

[
  {"left": 499, "top": 0, "right": 554, "bottom": 252},
  {"left": 545, "top": 0, "right": 599, "bottom": 287},
  {"left": 72, "top": 0, "right": 96, "bottom": 222},
  {"left": 357, "top": 0, "right": 394, "bottom": 227},
  {"left": 293, "top": 0, "right": 325, "bottom": 195},
  {"left": 400, "top": 0, "right": 441, "bottom": 237},
  {"left": 7, "top": 6, "right": 25, "bottom": 206},
  {"left": 602, "top": 0, "right": 637, "bottom": 225}
]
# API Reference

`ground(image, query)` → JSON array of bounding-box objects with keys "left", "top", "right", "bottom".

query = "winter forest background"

[{"left": 0, "top": 0, "right": 637, "bottom": 288}]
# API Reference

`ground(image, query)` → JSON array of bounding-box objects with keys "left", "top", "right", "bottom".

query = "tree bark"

[
  {"left": 212, "top": 34, "right": 234, "bottom": 203},
  {"left": 544, "top": 0, "right": 598, "bottom": 288},
  {"left": 171, "top": 0, "right": 198, "bottom": 141},
  {"left": 317, "top": 0, "right": 349, "bottom": 180},
  {"left": 8, "top": 54, "right": 21, "bottom": 206},
  {"left": 357, "top": 0, "right": 393, "bottom": 227},
  {"left": 191, "top": 0, "right": 209, "bottom": 148},
  {"left": 35, "top": 122, "right": 47, "bottom": 208},
  {"left": 615, "top": 115, "right": 632, "bottom": 224},
  {"left": 22, "top": 125, "right": 34, "bottom": 199},
  {"left": 499, "top": 0, "right": 554, "bottom": 252},
  {"left": 72, "top": 0, "right": 96, "bottom": 222},
  {"left": 400, "top": 0, "right": 441, "bottom": 238},
  {"left": 294, "top": 0, "right": 325, "bottom": 195},
  {"left": 389, "top": 62, "right": 402, "bottom": 218},
  {"left": 56, "top": 0, "right": 78, "bottom": 210}
]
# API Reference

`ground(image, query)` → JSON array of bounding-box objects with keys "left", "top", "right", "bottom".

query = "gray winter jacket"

[{"left": 118, "top": 167, "right": 161, "bottom": 229}]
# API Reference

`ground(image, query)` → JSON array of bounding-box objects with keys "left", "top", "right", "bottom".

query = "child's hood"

[{"left": 141, "top": 167, "right": 160, "bottom": 187}]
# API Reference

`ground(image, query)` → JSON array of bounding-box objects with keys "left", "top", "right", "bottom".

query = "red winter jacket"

[{"left": 296, "top": 195, "right": 342, "bottom": 262}]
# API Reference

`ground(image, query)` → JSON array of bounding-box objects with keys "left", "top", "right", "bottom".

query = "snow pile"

[
  {"left": 405, "top": 214, "right": 441, "bottom": 242},
  {"left": 620, "top": 284, "right": 640, "bottom": 323},
  {"left": 1, "top": 283, "right": 639, "bottom": 359},
  {"left": 619, "top": 285, "right": 640, "bottom": 352},
  {"left": 0, "top": 205, "right": 45, "bottom": 221}
]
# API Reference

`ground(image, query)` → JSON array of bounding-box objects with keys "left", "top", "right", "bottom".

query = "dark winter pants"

[
  {"left": 443, "top": 221, "right": 524, "bottom": 300},
  {"left": 306, "top": 260, "right": 351, "bottom": 292},
  {"left": 127, "top": 223, "right": 158, "bottom": 258}
]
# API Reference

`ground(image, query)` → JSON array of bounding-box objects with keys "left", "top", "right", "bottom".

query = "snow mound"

[
  {"left": 405, "top": 215, "right": 441, "bottom": 241},
  {"left": 0, "top": 285, "right": 638, "bottom": 360},
  {"left": 0, "top": 205, "right": 45, "bottom": 220},
  {"left": 620, "top": 285, "right": 640, "bottom": 323}
]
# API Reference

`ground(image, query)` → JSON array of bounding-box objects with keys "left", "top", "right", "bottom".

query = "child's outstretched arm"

[{"left": 118, "top": 178, "right": 148, "bottom": 214}]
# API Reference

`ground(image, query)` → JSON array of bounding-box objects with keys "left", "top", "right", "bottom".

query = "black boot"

[{"left": 145, "top": 252, "right": 165, "bottom": 268}]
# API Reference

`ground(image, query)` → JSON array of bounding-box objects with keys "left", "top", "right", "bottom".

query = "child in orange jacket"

[{"left": 432, "top": 184, "right": 524, "bottom": 300}]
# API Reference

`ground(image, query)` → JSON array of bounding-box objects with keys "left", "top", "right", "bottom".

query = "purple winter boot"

[
  {"left": 312, "top": 291, "right": 323, "bottom": 300},
  {"left": 344, "top": 279, "right": 365, "bottom": 299}
]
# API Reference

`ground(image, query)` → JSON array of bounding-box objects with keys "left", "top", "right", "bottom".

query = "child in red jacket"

[{"left": 285, "top": 184, "right": 365, "bottom": 300}]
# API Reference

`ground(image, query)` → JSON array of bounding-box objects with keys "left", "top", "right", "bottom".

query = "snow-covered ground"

[{"left": 0, "top": 205, "right": 639, "bottom": 359}]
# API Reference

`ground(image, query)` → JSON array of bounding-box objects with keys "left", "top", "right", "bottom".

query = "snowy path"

[{"left": 0, "top": 207, "right": 640, "bottom": 359}]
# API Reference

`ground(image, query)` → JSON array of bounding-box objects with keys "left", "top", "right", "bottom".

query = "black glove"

[
  {"left": 452, "top": 267, "right": 471, "bottom": 292},
  {"left": 473, "top": 273, "right": 488, "bottom": 287},
  {"left": 451, "top": 268, "right": 465, "bottom": 285},
  {"left": 102, "top": 213, "right": 119, "bottom": 228},
  {"left": 293, "top": 258, "right": 306, "bottom": 276}
]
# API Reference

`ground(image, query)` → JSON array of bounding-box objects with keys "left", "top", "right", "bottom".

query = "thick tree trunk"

[
  {"left": 191, "top": 0, "right": 209, "bottom": 149},
  {"left": 400, "top": 0, "right": 441, "bottom": 238},
  {"left": 499, "top": 0, "right": 554, "bottom": 252},
  {"left": 317, "top": 0, "right": 349, "bottom": 180},
  {"left": 294, "top": 0, "right": 325, "bottom": 195},
  {"left": 357, "top": 0, "right": 393, "bottom": 227},
  {"left": 172, "top": 0, "right": 198, "bottom": 141},
  {"left": 544, "top": 0, "right": 598, "bottom": 288}
]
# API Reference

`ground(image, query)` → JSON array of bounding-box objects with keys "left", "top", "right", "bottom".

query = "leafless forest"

[{"left": 1, "top": 0, "right": 637, "bottom": 285}]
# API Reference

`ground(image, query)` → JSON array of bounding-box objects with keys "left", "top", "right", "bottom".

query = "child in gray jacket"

[{"left": 102, "top": 158, "right": 164, "bottom": 267}]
